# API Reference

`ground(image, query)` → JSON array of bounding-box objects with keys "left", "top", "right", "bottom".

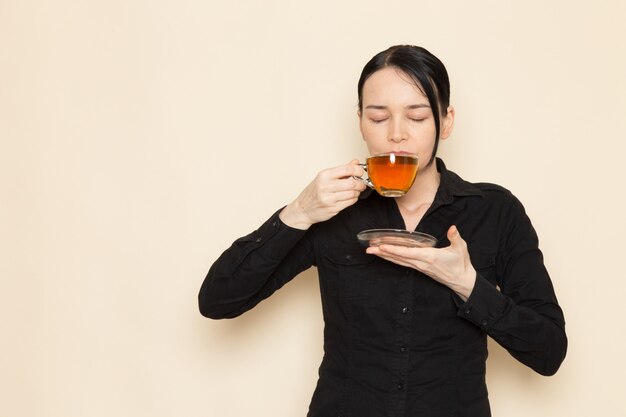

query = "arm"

[
  {"left": 460, "top": 198, "right": 567, "bottom": 376},
  {"left": 199, "top": 210, "right": 314, "bottom": 319},
  {"left": 199, "top": 160, "right": 366, "bottom": 319},
  {"left": 366, "top": 197, "right": 567, "bottom": 376}
]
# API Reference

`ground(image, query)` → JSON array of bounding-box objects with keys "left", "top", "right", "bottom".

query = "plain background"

[{"left": 2, "top": 0, "right": 625, "bottom": 416}]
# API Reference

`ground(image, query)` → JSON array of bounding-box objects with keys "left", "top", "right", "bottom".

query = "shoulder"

[
  {"left": 474, "top": 182, "right": 515, "bottom": 199},
  {"left": 469, "top": 182, "right": 530, "bottom": 224},
  {"left": 452, "top": 173, "right": 529, "bottom": 219},
  {"left": 439, "top": 160, "right": 527, "bottom": 212}
]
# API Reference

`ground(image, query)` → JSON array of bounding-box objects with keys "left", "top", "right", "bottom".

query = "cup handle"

[{"left": 353, "top": 163, "right": 374, "bottom": 189}]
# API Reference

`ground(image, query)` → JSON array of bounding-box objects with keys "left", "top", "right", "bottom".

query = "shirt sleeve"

[
  {"left": 456, "top": 194, "right": 567, "bottom": 376},
  {"left": 198, "top": 208, "right": 315, "bottom": 319}
]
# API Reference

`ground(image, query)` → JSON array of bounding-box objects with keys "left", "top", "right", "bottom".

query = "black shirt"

[{"left": 199, "top": 158, "right": 567, "bottom": 417}]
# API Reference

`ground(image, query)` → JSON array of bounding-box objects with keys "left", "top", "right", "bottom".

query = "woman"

[{"left": 199, "top": 45, "right": 567, "bottom": 417}]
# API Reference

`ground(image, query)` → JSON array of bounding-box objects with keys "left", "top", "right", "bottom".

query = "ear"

[{"left": 440, "top": 105, "right": 455, "bottom": 140}]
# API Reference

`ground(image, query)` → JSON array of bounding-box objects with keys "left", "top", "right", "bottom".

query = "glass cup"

[{"left": 355, "top": 153, "right": 419, "bottom": 197}]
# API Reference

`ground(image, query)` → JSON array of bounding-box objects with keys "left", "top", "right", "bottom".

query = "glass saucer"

[{"left": 357, "top": 229, "right": 437, "bottom": 248}]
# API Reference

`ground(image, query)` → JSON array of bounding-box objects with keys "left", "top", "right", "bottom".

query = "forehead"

[{"left": 361, "top": 67, "right": 428, "bottom": 106}]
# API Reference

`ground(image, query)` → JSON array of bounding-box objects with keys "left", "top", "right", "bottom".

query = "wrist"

[
  {"left": 279, "top": 202, "right": 313, "bottom": 230},
  {"left": 452, "top": 268, "right": 477, "bottom": 302}
]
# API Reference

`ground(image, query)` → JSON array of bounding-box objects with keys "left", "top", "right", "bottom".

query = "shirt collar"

[{"left": 434, "top": 158, "right": 483, "bottom": 204}]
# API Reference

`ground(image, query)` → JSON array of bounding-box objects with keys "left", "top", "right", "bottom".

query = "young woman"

[{"left": 199, "top": 45, "right": 567, "bottom": 417}]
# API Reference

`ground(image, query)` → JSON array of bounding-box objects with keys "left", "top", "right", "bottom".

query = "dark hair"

[{"left": 357, "top": 45, "right": 450, "bottom": 164}]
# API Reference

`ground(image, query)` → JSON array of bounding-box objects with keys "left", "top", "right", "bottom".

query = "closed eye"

[{"left": 370, "top": 118, "right": 388, "bottom": 124}]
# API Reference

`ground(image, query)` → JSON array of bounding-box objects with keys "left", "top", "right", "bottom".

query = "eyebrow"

[{"left": 365, "top": 104, "right": 430, "bottom": 110}]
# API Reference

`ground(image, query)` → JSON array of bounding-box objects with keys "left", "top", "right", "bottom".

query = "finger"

[
  {"left": 329, "top": 177, "right": 367, "bottom": 193},
  {"left": 331, "top": 189, "right": 362, "bottom": 203},
  {"left": 377, "top": 244, "right": 435, "bottom": 262},
  {"left": 349, "top": 160, "right": 366, "bottom": 178},
  {"left": 366, "top": 247, "right": 417, "bottom": 269},
  {"left": 316, "top": 177, "right": 364, "bottom": 196},
  {"left": 327, "top": 162, "right": 365, "bottom": 180},
  {"left": 353, "top": 177, "right": 368, "bottom": 191},
  {"left": 332, "top": 194, "right": 360, "bottom": 212},
  {"left": 367, "top": 245, "right": 414, "bottom": 262}
]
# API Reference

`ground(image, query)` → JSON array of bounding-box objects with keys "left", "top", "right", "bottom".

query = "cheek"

[
  {"left": 359, "top": 120, "right": 370, "bottom": 136},
  {"left": 414, "top": 123, "right": 437, "bottom": 142},
  {"left": 411, "top": 126, "right": 438, "bottom": 158},
  {"left": 360, "top": 122, "right": 385, "bottom": 140},
  {"left": 361, "top": 126, "right": 386, "bottom": 152},
  {"left": 359, "top": 123, "right": 373, "bottom": 141}
]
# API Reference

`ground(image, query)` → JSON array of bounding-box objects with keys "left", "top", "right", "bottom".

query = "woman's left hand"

[{"left": 366, "top": 225, "right": 477, "bottom": 301}]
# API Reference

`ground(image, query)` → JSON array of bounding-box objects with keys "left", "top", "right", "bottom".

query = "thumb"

[{"left": 447, "top": 225, "right": 463, "bottom": 246}]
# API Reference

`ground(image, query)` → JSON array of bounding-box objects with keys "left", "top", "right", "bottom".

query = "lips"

[{"left": 373, "top": 150, "right": 419, "bottom": 158}]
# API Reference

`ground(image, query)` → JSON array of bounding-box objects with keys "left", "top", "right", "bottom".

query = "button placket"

[{"left": 391, "top": 277, "right": 412, "bottom": 413}]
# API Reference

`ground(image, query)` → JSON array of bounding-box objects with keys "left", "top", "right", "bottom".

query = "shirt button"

[
  {"left": 401, "top": 307, "right": 409, "bottom": 314},
  {"left": 400, "top": 345, "right": 407, "bottom": 352},
  {"left": 255, "top": 237, "right": 262, "bottom": 243},
  {"left": 464, "top": 308, "right": 471, "bottom": 315},
  {"left": 397, "top": 383, "right": 404, "bottom": 391},
  {"left": 481, "top": 319, "right": 488, "bottom": 326},
  {"left": 272, "top": 221, "right": 277, "bottom": 227}
]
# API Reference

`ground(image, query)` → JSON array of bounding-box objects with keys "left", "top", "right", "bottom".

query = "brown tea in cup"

[{"left": 356, "top": 153, "right": 419, "bottom": 197}]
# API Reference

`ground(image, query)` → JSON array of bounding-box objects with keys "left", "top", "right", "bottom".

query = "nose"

[{"left": 388, "top": 118, "right": 407, "bottom": 143}]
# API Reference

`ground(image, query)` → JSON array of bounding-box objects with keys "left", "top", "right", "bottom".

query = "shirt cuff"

[
  {"left": 234, "top": 208, "right": 308, "bottom": 260},
  {"left": 454, "top": 273, "right": 510, "bottom": 331}
]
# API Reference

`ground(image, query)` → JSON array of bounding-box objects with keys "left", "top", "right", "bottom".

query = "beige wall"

[{"left": 2, "top": 0, "right": 625, "bottom": 416}]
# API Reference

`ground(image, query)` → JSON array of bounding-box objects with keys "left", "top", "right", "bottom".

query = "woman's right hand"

[{"left": 279, "top": 159, "right": 367, "bottom": 230}]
